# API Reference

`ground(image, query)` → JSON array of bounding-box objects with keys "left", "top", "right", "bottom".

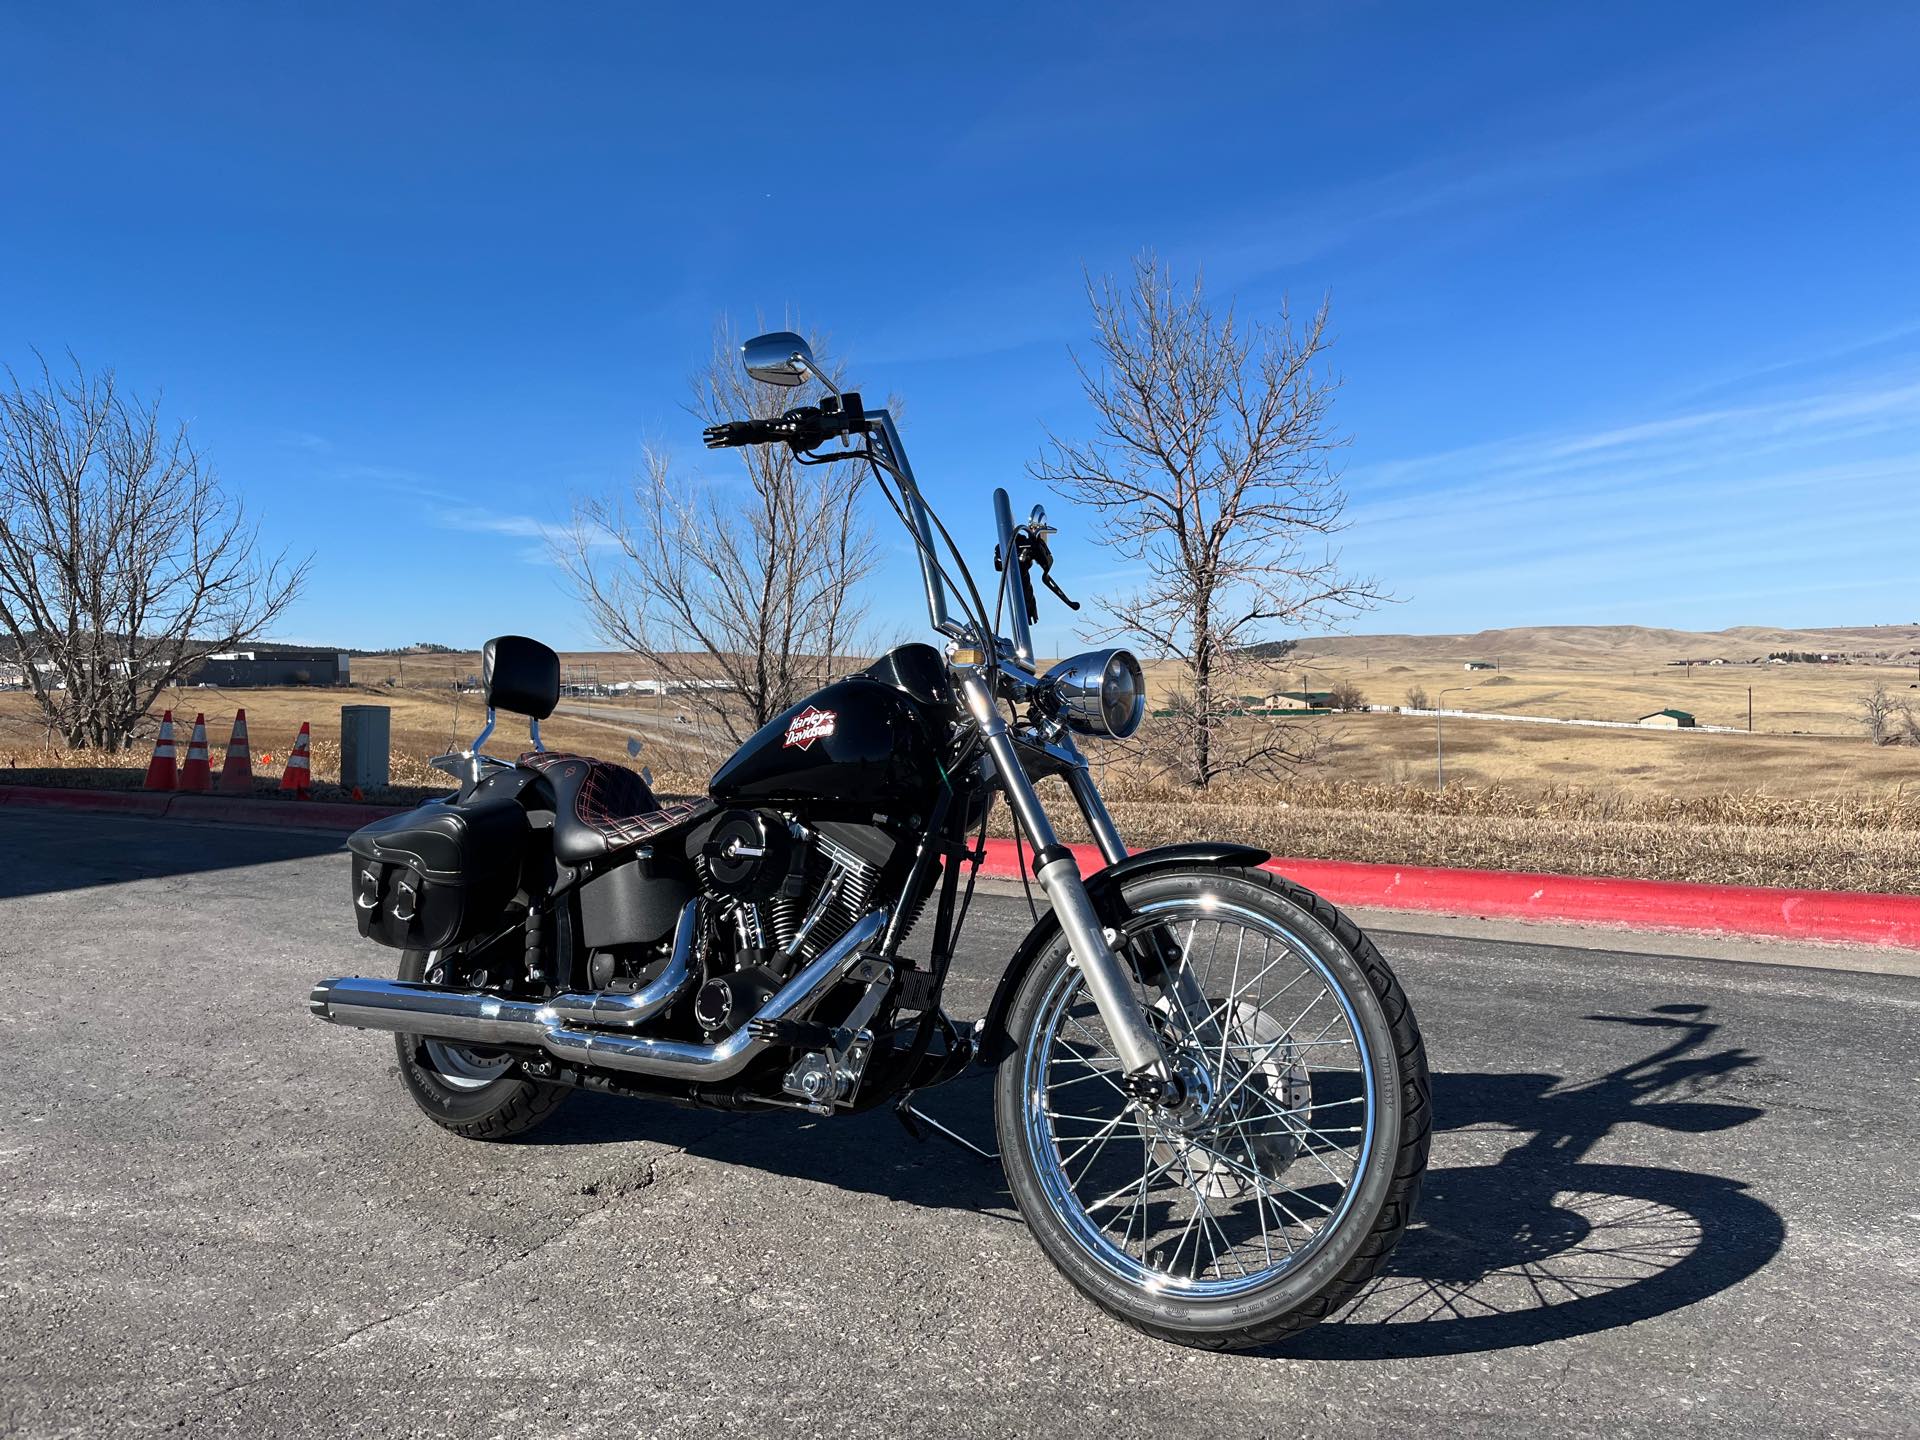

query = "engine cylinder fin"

[{"left": 797, "top": 830, "right": 881, "bottom": 959}]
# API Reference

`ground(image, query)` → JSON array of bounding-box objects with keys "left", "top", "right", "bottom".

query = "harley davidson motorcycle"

[{"left": 309, "top": 332, "right": 1430, "bottom": 1348}]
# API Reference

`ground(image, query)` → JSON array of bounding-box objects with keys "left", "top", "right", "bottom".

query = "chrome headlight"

[{"left": 1041, "top": 648, "right": 1145, "bottom": 739}]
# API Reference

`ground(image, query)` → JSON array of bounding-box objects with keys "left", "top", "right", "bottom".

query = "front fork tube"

[
  {"left": 958, "top": 673, "right": 1172, "bottom": 1080},
  {"left": 1060, "top": 747, "right": 1218, "bottom": 1045}
]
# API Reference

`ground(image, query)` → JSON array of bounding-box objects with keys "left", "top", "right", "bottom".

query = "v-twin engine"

[{"left": 698, "top": 811, "right": 887, "bottom": 964}]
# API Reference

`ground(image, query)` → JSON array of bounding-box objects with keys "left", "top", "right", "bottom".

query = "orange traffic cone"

[
  {"left": 143, "top": 711, "right": 178, "bottom": 791},
  {"left": 218, "top": 709, "right": 254, "bottom": 793},
  {"left": 178, "top": 713, "right": 212, "bottom": 792},
  {"left": 279, "top": 722, "right": 312, "bottom": 798}
]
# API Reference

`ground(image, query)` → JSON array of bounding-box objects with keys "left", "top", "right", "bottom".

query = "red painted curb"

[
  {"left": 976, "top": 839, "right": 1920, "bottom": 951},
  {"left": 0, "top": 786, "right": 174, "bottom": 817},
  {"left": 7, "top": 785, "right": 1916, "bottom": 950},
  {"left": 0, "top": 784, "right": 399, "bottom": 832}
]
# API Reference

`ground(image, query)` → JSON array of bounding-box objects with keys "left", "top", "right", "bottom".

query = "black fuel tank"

[{"left": 708, "top": 675, "right": 943, "bottom": 818}]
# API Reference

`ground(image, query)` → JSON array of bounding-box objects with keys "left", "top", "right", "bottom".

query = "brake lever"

[
  {"left": 1027, "top": 533, "right": 1081, "bottom": 611},
  {"left": 1041, "top": 571, "right": 1081, "bottom": 612}
]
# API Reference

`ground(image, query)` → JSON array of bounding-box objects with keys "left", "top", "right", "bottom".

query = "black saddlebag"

[{"left": 347, "top": 798, "right": 528, "bottom": 951}]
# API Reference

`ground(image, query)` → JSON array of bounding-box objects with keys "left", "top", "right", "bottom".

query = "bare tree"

[
  {"left": 1897, "top": 697, "right": 1920, "bottom": 747},
  {"left": 1035, "top": 254, "right": 1382, "bottom": 787},
  {"left": 1859, "top": 682, "right": 1897, "bottom": 743},
  {"left": 1327, "top": 678, "right": 1368, "bottom": 712},
  {"left": 0, "top": 355, "right": 308, "bottom": 750},
  {"left": 558, "top": 324, "right": 877, "bottom": 744},
  {"left": 1405, "top": 684, "right": 1431, "bottom": 711}
]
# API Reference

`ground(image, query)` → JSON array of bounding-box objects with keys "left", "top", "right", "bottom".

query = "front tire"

[
  {"left": 994, "top": 866, "right": 1430, "bottom": 1349},
  {"left": 392, "top": 948, "right": 570, "bottom": 1141}
]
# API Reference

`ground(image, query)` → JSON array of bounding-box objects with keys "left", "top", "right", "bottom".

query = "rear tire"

[
  {"left": 392, "top": 948, "right": 570, "bottom": 1141},
  {"left": 994, "top": 866, "right": 1430, "bottom": 1350}
]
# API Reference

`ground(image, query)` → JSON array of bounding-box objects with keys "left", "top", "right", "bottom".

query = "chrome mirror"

[
  {"left": 741, "top": 331, "right": 814, "bottom": 388},
  {"left": 1027, "top": 504, "right": 1055, "bottom": 536}
]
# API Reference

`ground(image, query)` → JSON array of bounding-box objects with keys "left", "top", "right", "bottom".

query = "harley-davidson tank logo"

[{"left": 783, "top": 705, "right": 837, "bottom": 750}]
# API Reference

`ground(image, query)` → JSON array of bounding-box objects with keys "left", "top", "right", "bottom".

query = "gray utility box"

[{"left": 339, "top": 705, "right": 392, "bottom": 791}]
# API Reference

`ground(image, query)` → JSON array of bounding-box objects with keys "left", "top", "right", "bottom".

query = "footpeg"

[{"left": 748, "top": 1017, "right": 834, "bottom": 1049}]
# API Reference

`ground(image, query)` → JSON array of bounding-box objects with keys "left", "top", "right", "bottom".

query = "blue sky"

[{"left": 3, "top": 3, "right": 1916, "bottom": 654}]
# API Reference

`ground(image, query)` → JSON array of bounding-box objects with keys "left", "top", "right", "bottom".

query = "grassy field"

[
  {"left": 0, "top": 683, "right": 723, "bottom": 798},
  {"left": 1287, "top": 709, "right": 1920, "bottom": 792},
  {"left": 6, "top": 623, "right": 1918, "bottom": 892}
]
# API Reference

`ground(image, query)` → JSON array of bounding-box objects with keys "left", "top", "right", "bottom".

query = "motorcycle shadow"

[
  {"left": 539, "top": 1069, "right": 1016, "bottom": 1219},
  {"left": 539, "top": 1002, "right": 1787, "bottom": 1360},
  {"left": 1277, "top": 1001, "right": 1786, "bottom": 1359}
]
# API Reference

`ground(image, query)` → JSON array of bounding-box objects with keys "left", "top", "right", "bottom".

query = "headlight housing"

[{"left": 1041, "top": 648, "right": 1145, "bottom": 739}]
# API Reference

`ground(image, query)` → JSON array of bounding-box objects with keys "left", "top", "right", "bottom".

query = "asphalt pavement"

[{"left": 1, "top": 809, "right": 1915, "bottom": 1438}]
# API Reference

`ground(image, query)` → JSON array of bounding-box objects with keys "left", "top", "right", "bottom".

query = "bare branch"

[
  {"left": 1032, "top": 254, "right": 1384, "bottom": 787},
  {"left": 0, "top": 353, "right": 310, "bottom": 750},
  {"left": 555, "top": 322, "right": 877, "bottom": 742}
]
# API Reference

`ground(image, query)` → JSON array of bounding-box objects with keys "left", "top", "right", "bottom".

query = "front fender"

[{"left": 973, "top": 842, "right": 1269, "bottom": 1065}]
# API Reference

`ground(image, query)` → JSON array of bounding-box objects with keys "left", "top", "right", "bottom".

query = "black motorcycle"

[{"left": 310, "top": 331, "right": 1430, "bottom": 1349}]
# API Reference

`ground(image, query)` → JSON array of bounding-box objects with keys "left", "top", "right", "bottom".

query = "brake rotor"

[{"left": 1160, "top": 1000, "right": 1310, "bottom": 1202}]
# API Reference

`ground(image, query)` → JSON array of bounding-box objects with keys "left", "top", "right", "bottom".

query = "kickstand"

[{"left": 895, "top": 1096, "right": 1000, "bottom": 1163}]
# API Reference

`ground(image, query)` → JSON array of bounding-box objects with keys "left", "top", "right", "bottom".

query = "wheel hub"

[
  {"left": 1149, "top": 1056, "right": 1215, "bottom": 1133},
  {"left": 1146, "top": 1002, "right": 1311, "bottom": 1200}
]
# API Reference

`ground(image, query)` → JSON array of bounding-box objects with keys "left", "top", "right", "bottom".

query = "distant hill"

[{"left": 1287, "top": 623, "right": 1920, "bottom": 665}]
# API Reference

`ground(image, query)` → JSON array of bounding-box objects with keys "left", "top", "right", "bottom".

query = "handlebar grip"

[
  {"left": 702, "top": 418, "right": 776, "bottom": 449},
  {"left": 704, "top": 395, "right": 865, "bottom": 453}
]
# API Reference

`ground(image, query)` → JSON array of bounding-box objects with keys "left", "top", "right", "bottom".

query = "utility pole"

[
  {"left": 1748, "top": 687, "right": 1753, "bottom": 733},
  {"left": 1435, "top": 682, "right": 1485, "bottom": 789}
]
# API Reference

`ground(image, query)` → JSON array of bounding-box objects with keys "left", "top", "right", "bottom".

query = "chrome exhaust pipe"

[
  {"left": 539, "top": 909, "right": 885, "bottom": 1080},
  {"left": 309, "top": 909, "right": 887, "bottom": 1085},
  {"left": 541, "top": 901, "right": 700, "bottom": 1029},
  {"left": 310, "top": 899, "right": 700, "bottom": 1040}
]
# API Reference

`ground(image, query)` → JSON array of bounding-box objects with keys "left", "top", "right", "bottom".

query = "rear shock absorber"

[{"left": 523, "top": 902, "right": 547, "bottom": 985}]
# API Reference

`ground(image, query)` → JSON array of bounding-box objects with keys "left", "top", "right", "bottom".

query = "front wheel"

[
  {"left": 392, "top": 947, "right": 570, "bottom": 1141},
  {"left": 995, "top": 866, "right": 1430, "bottom": 1350}
]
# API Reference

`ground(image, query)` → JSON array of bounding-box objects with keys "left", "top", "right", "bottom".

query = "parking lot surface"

[{"left": 2, "top": 810, "right": 1915, "bottom": 1437}]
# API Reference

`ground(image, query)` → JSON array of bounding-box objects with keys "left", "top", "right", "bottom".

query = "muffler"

[{"left": 309, "top": 908, "right": 887, "bottom": 1084}]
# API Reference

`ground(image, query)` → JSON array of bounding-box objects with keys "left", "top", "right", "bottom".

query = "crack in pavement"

[{"left": 172, "top": 1113, "right": 756, "bottom": 1419}]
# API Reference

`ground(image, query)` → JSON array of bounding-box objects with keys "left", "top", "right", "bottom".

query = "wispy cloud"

[
  {"left": 1350, "top": 372, "right": 1920, "bottom": 509},
  {"left": 428, "top": 505, "right": 574, "bottom": 565},
  {"left": 1338, "top": 354, "right": 1920, "bottom": 627}
]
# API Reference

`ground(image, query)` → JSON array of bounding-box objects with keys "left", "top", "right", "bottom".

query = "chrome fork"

[{"left": 955, "top": 670, "right": 1172, "bottom": 1082}]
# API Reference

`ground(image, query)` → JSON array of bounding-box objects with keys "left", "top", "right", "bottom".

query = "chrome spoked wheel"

[
  {"left": 997, "top": 867, "right": 1427, "bottom": 1349},
  {"left": 1021, "top": 894, "right": 1376, "bottom": 1298},
  {"left": 419, "top": 1037, "right": 515, "bottom": 1091}
]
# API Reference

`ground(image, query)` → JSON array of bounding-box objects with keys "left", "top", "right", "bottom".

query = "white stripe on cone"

[{"left": 281, "top": 724, "right": 312, "bottom": 792}]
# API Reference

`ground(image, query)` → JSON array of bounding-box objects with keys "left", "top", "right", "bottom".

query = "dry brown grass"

[
  {"left": 7, "top": 669, "right": 1919, "bottom": 893},
  {"left": 1018, "top": 773, "right": 1920, "bottom": 894},
  {"left": 0, "top": 684, "right": 723, "bottom": 804}
]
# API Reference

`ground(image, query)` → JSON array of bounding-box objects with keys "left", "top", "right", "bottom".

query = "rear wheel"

[
  {"left": 994, "top": 866, "right": 1430, "bottom": 1349},
  {"left": 392, "top": 947, "right": 570, "bottom": 1141}
]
